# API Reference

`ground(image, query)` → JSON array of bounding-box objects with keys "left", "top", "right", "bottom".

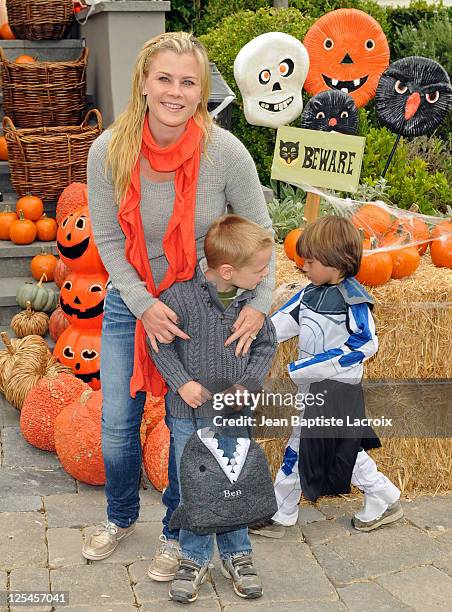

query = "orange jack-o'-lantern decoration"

[
  {"left": 59, "top": 273, "right": 108, "bottom": 329},
  {"left": 54, "top": 325, "right": 101, "bottom": 390},
  {"left": 57, "top": 206, "right": 106, "bottom": 274},
  {"left": 303, "top": 9, "right": 390, "bottom": 108}
]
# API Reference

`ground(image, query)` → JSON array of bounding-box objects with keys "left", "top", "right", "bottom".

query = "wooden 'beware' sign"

[{"left": 271, "top": 126, "right": 365, "bottom": 192}]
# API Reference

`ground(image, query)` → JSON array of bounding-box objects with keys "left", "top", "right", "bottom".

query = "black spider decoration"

[
  {"left": 375, "top": 56, "right": 452, "bottom": 137},
  {"left": 301, "top": 90, "right": 358, "bottom": 135}
]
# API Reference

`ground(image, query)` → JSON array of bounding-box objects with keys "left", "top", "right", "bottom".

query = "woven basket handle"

[
  {"left": 2, "top": 116, "right": 16, "bottom": 133},
  {"left": 79, "top": 46, "right": 89, "bottom": 63},
  {"left": 0, "top": 47, "right": 5, "bottom": 63},
  {"left": 82, "top": 109, "right": 103, "bottom": 131}
]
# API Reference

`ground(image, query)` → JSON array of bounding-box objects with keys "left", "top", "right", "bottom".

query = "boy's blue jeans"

[
  {"left": 100, "top": 286, "right": 179, "bottom": 539},
  {"left": 172, "top": 416, "right": 252, "bottom": 566}
]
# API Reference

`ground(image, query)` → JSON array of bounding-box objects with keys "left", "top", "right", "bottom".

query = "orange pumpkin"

[
  {"left": 431, "top": 219, "right": 452, "bottom": 239},
  {"left": 303, "top": 9, "right": 390, "bottom": 108},
  {"left": 293, "top": 250, "right": 305, "bottom": 270},
  {"left": 0, "top": 23, "right": 16, "bottom": 40},
  {"left": 49, "top": 307, "right": 70, "bottom": 342},
  {"left": 56, "top": 182, "right": 88, "bottom": 225},
  {"left": 30, "top": 253, "right": 58, "bottom": 282},
  {"left": 0, "top": 135, "right": 8, "bottom": 161},
  {"left": 57, "top": 207, "right": 106, "bottom": 274},
  {"left": 356, "top": 237, "right": 393, "bottom": 287},
  {"left": 388, "top": 217, "right": 430, "bottom": 255},
  {"left": 389, "top": 246, "right": 420, "bottom": 279},
  {"left": 140, "top": 394, "right": 166, "bottom": 447},
  {"left": 142, "top": 419, "right": 170, "bottom": 492},
  {"left": 430, "top": 233, "right": 452, "bottom": 269},
  {"left": 54, "top": 258, "right": 71, "bottom": 288},
  {"left": 54, "top": 388, "right": 106, "bottom": 485},
  {"left": 283, "top": 228, "right": 302, "bottom": 261},
  {"left": 352, "top": 204, "right": 392, "bottom": 238},
  {"left": 16, "top": 195, "right": 44, "bottom": 222},
  {"left": 54, "top": 325, "right": 101, "bottom": 390},
  {"left": 9, "top": 211, "right": 37, "bottom": 244},
  {"left": 15, "top": 55, "right": 35, "bottom": 64},
  {"left": 20, "top": 372, "right": 88, "bottom": 451},
  {"left": 59, "top": 272, "right": 108, "bottom": 329},
  {"left": 0, "top": 205, "right": 17, "bottom": 240},
  {"left": 36, "top": 215, "right": 57, "bottom": 242}
]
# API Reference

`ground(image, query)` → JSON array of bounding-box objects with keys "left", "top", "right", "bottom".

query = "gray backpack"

[{"left": 169, "top": 427, "right": 278, "bottom": 535}]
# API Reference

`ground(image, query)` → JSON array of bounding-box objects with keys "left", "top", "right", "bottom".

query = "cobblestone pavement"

[{"left": 1, "top": 395, "right": 452, "bottom": 611}]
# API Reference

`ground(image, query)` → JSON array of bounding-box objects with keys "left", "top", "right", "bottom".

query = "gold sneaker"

[
  {"left": 148, "top": 534, "right": 181, "bottom": 582},
  {"left": 82, "top": 520, "right": 136, "bottom": 560}
]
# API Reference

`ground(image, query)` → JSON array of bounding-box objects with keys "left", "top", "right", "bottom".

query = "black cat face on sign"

[
  {"left": 301, "top": 90, "right": 358, "bottom": 135},
  {"left": 279, "top": 140, "right": 300, "bottom": 165},
  {"left": 376, "top": 56, "right": 452, "bottom": 136}
]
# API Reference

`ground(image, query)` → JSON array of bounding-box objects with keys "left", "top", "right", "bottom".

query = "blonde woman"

[{"left": 82, "top": 32, "right": 275, "bottom": 588}]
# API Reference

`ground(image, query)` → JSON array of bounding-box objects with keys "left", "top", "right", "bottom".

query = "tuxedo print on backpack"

[
  {"left": 376, "top": 56, "right": 452, "bottom": 137},
  {"left": 301, "top": 90, "right": 359, "bottom": 135}
]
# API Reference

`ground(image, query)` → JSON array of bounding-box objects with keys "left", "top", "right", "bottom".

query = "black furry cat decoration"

[
  {"left": 375, "top": 56, "right": 452, "bottom": 176},
  {"left": 301, "top": 90, "right": 359, "bottom": 135}
]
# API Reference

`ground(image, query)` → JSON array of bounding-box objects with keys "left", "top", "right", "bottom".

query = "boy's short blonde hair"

[
  {"left": 297, "top": 216, "right": 362, "bottom": 278},
  {"left": 204, "top": 214, "right": 273, "bottom": 269}
]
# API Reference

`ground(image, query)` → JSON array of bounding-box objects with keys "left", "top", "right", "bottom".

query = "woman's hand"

[
  {"left": 224, "top": 305, "right": 265, "bottom": 357},
  {"left": 142, "top": 300, "right": 189, "bottom": 352}
]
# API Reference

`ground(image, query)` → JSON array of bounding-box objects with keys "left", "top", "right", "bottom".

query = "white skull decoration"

[{"left": 234, "top": 32, "right": 309, "bottom": 128}]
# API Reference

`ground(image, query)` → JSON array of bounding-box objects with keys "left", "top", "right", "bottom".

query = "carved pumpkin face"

[
  {"left": 54, "top": 326, "right": 101, "bottom": 390},
  {"left": 57, "top": 206, "right": 106, "bottom": 274},
  {"left": 303, "top": 9, "right": 390, "bottom": 108},
  {"left": 60, "top": 273, "right": 108, "bottom": 329}
]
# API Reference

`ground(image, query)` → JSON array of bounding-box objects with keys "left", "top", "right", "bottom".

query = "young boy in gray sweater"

[{"left": 150, "top": 214, "right": 277, "bottom": 604}]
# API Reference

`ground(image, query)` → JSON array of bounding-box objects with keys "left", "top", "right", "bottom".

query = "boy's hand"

[
  {"left": 225, "top": 305, "right": 265, "bottom": 357},
  {"left": 178, "top": 381, "right": 212, "bottom": 409}
]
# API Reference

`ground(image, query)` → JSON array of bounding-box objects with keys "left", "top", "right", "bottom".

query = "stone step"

[
  {"left": 0, "top": 325, "right": 55, "bottom": 351},
  {"left": 0, "top": 38, "right": 84, "bottom": 63},
  {"left": 0, "top": 238, "right": 58, "bottom": 278},
  {"left": 0, "top": 275, "right": 59, "bottom": 325}
]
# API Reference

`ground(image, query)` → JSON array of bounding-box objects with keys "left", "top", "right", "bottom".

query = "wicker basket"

[
  {"left": 0, "top": 47, "right": 88, "bottom": 129},
  {"left": 3, "top": 109, "right": 102, "bottom": 202},
  {"left": 6, "top": 0, "right": 74, "bottom": 40}
]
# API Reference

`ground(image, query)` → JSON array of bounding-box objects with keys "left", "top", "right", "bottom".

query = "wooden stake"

[{"left": 305, "top": 192, "right": 320, "bottom": 224}]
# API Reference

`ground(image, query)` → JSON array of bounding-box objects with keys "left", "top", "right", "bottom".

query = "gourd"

[
  {"left": 0, "top": 205, "right": 16, "bottom": 239},
  {"left": 430, "top": 233, "right": 452, "bottom": 269},
  {"left": 283, "top": 228, "right": 302, "bottom": 261},
  {"left": 54, "top": 388, "right": 106, "bottom": 485},
  {"left": 16, "top": 274, "right": 58, "bottom": 313},
  {"left": 56, "top": 182, "right": 88, "bottom": 226},
  {"left": 49, "top": 307, "right": 69, "bottom": 342},
  {"left": 352, "top": 204, "right": 392, "bottom": 239},
  {"left": 20, "top": 371, "right": 88, "bottom": 451},
  {"left": 9, "top": 210, "right": 37, "bottom": 244},
  {"left": 140, "top": 394, "right": 166, "bottom": 447},
  {"left": 54, "top": 258, "right": 71, "bottom": 288},
  {"left": 30, "top": 253, "right": 58, "bottom": 282},
  {"left": 356, "top": 237, "right": 393, "bottom": 287},
  {"left": 16, "top": 195, "right": 44, "bottom": 221},
  {"left": 35, "top": 215, "right": 57, "bottom": 242},
  {"left": 11, "top": 301, "right": 49, "bottom": 337},
  {"left": 142, "top": 419, "right": 170, "bottom": 492}
]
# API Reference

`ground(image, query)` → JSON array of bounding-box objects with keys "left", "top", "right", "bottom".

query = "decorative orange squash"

[
  {"left": 54, "top": 258, "right": 71, "bottom": 288},
  {"left": 59, "top": 272, "right": 108, "bottom": 329},
  {"left": 140, "top": 394, "right": 166, "bottom": 447},
  {"left": 20, "top": 371, "right": 88, "bottom": 451},
  {"left": 35, "top": 215, "right": 57, "bottom": 242},
  {"left": 0, "top": 135, "right": 8, "bottom": 161},
  {"left": 430, "top": 233, "right": 452, "bottom": 269},
  {"left": 54, "top": 325, "right": 101, "bottom": 390},
  {"left": 356, "top": 237, "right": 393, "bottom": 287},
  {"left": 55, "top": 388, "right": 106, "bottom": 485},
  {"left": 0, "top": 205, "right": 17, "bottom": 240},
  {"left": 0, "top": 23, "right": 16, "bottom": 40},
  {"left": 431, "top": 219, "right": 452, "bottom": 239},
  {"left": 30, "top": 252, "right": 58, "bottom": 282},
  {"left": 303, "top": 9, "right": 390, "bottom": 108},
  {"left": 388, "top": 217, "right": 430, "bottom": 255},
  {"left": 293, "top": 250, "right": 305, "bottom": 270},
  {"left": 49, "top": 306, "right": 70, "bottom": 342},
  {"left": 9, "top": 211, "right": 37, "bottom": 244},
  {"left": 56, "top": 182, "right": 88, "bottom": 226},
  {"left": 283, "top": 228, "right": 302, "bottom": 261},
  {"left": 389, "top": 245, "right": 420, "bottom": 279},
  {"left": 15, "top": 55, "right": 35, "bottom": 64},
  {"left": 16, "top": 195, "right": 44, "bottom": 222},
  {"left": 57, "top": 207, "right": 106, "bottom": 274},
  {"left": 142, "top": 419, "right": 170, "bottom": 492},
  {"left": 352, "top": 204, "right": 392, "bottom": 238}
]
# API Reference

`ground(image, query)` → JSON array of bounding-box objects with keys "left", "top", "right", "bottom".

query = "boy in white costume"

[{"left": 251, "top": 216, "right": 403, "bottom": 535}]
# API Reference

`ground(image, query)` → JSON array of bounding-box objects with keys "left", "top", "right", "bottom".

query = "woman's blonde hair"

[
  {"left": 297, "top": 216, "right": 362, "bottom": 278},
  {"left": 205, "top": 214, "right": 274, "bottom": 269},
  {"left": 106, "top": 32, "right": 213, "bottom": 205}
]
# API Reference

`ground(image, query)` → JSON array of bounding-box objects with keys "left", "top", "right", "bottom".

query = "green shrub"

[
  {"left": 289, "top": 0, "right": 389, "bottom": 33},
  {"left": 200, "top": 7, "right": 313, "bottom": 184},
  {"left": 196, "top": 1, "right": 270, "bottom": 35}
]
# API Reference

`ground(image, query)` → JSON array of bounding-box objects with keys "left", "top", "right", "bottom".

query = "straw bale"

[{"left": 260, "top": 245, "right": 452, "bottom": 495}]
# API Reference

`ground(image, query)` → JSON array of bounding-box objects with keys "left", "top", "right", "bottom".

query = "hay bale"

[{"left": 263, "top": 245, "right": 452, "bottom": 495}]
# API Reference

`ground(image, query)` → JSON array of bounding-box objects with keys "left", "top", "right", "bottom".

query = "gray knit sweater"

[
  {"left": 87, "top": 124, "right": 275, "bottom": 319},
  {"left": 151, "top": 259, "right": 277, "bottom": 419}
]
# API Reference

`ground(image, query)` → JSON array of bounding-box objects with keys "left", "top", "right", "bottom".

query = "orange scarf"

[{"left": 118, "top": 115, "right": 203, "bottom": 397}]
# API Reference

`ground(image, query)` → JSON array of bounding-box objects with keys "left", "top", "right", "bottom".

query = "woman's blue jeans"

[
  {"left": 100, "top": 286, "right": 179, "bottom": 539},
  {"left": 172, "top": 416, "right": 252, "bottom": 566}
]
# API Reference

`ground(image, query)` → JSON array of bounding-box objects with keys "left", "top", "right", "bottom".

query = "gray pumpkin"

[{"left": 16, "top": 276, "right": 58, "bottom": 313}]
